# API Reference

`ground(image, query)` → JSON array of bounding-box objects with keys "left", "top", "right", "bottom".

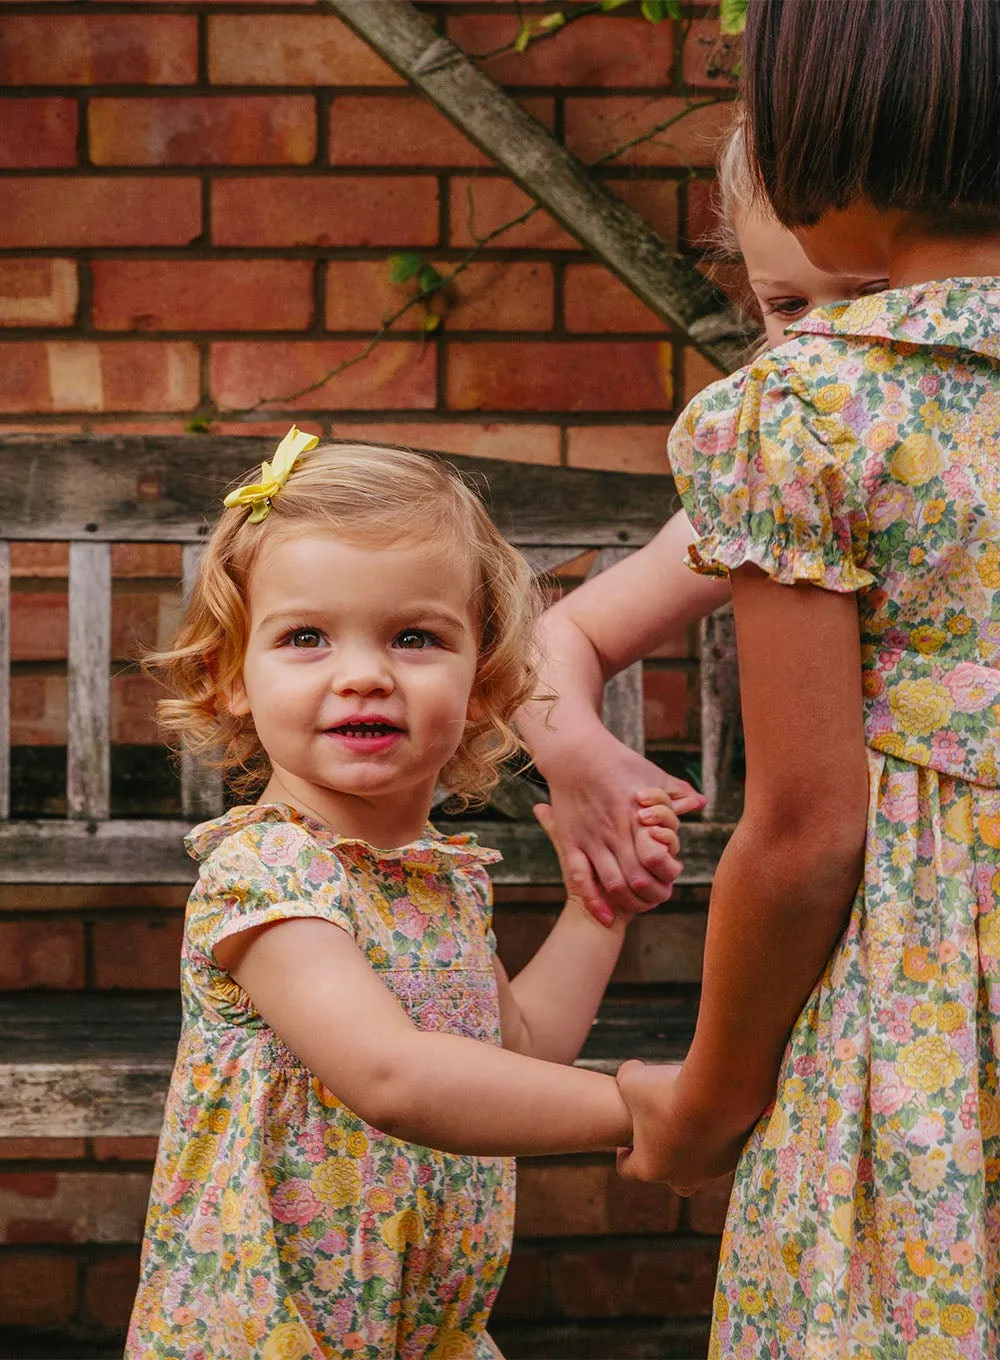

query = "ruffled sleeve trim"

[{"left": 686, "top": 530, "right": 875, "bottom": 592}]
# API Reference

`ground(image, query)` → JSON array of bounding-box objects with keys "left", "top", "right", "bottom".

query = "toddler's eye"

[
  {"left": 767, "top": 295, "right": 810, "bottom": 319},
  {"left": 394, "top": 629, "right": 438, "bottom": 650},
  {"left": 288, "top": 628, "right": 324, "bottom": 649}
]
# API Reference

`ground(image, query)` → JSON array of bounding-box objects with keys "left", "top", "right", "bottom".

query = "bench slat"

[
  {"left": 0, "top": 541, "right": 9, "bottom": 820},
  {"left": 67, "top": 542, "right": 111, "bottom": 820},
  {"left": 179, "top": 544, "right": 225, "bottom": 822},
  {"left": 700, "top": 605, "right": 743, "bottom": 820},
  {"left": 590, "top": 548, "right": 645, "bottom": 755}
]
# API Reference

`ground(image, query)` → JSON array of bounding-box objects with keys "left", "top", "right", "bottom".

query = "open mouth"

[{"left": 328, "top": 721, "right": 402, "bottom": 738}]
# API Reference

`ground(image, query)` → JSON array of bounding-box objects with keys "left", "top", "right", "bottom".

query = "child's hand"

[
  {"left": 615, "top": 1060, "right": 749, "bottom": 1193},
  {"left": 541, "top": 730, "right": 704, "bottom": 925}
]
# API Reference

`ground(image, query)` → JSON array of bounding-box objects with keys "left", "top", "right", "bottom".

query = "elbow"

[
  {"left": 342, "top": 1056, "right": 418, "bottom": 1142},
  {"left": 738, "top": 793, "right": 867, "bottom": 900}
]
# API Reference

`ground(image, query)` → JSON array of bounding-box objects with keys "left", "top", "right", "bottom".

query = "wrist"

[{"left": 678, "top": 1045, "right": 774, "bottom": 1132}]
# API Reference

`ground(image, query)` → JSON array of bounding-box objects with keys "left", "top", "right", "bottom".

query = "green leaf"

[
  {"left": 422, "top": 313, "right": 442, "bottom": 333},
  {"left": 640, "top": 0, "right": 671, "bottom": 20},
  {"left": 600, "top": 0, "right": 633, "bottom": 9},
  {"left": 416, "top": 264, "right": 444, "bottom": 294},
  {"left": 537, "top": 10, "right": 566, "bottom": 29},
  {"left": 387, "top": 252, "right": 424, "bottom": 285},
  {"left": 513, "top": 24, "right": 533, "bottom": 52},
  {"left": 665, "top": 0, "right": 683, "bottom": 15},
  {"left": 719, "top": 0, "right": 748, "bottom": 34}
]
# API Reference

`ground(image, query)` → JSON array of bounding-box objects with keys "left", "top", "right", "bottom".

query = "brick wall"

[{"left": 0, "top": 2, "right": 736, "bottom": 1353}]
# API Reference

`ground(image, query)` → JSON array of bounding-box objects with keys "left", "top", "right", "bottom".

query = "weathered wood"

[
  {"left": 180, "top": 544, "right": 225, "bottom": 822},
  {"left": 67, "top": 542, "right": 111, "bottom": 820},
  {"left": 590, "top": 548, "right": 645, "bottom": 755},
  {"left": 700, "top": 604, "right": 743, "bottom": 820},
  {"left": 520, "top": 545, "right": 588, "bottom": 577},
  {"left": 0, "top": 817, "right": 731, "bottom": 886},
  {"left": 0, "top": 437, "right": 678, "bottom": 548},
  {"left": 0, "top": 541, "right": 9, "bottom": 821},
  {"left": 0, "top": 990, "right": 697, "bottom": 1136},
  {"left": 324, "top": 0, "right": 747, "bottom": 375}
]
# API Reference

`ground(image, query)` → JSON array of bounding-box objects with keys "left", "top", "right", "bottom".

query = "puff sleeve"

[{"left": 668, "top": 357, "right": 874, "bottom": 592}]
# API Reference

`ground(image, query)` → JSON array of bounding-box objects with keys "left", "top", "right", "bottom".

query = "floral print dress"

[
  {"left": 669, "top": 280, "right": 1000, "bottom": 1360},
  {"left": 126, "top": 803, "right": 514, "bottom": 1360}
]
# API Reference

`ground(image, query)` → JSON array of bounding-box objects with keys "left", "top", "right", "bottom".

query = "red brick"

[
  {"left": 0, "top": 1251, "right": 77, "bottom": 1325},
  {"left": 516, "top": 1162, "right": 612, "bottom": 1237},
  {"left": 211, "top": 340, "right": 436, "bottom": 412},
  {"left": 10, "top": 673, "right": 65, "bottom": 745},
  {"left": 330, "top": 94, "right": 486, "bottom": 168},
  {"left": 213, "top": 176, "right": 438, "bottom": 248},
  {"left": 0, "top": 1171, "right": 150, "bottom": 1244},
  {"left": 683, "top": 345, "right": 726, "bottom": 403},
  {"left": 566, "top": 425, "right": 670, "bottom": 475},
  {"left": 93, "top": 260, "right": 313, "bottom": 333},
  {"left": 0, "top": 98, "right": 77, "bottom": 169},
  {"left": 611, "top": 179, "right": 680, "bottom": 246},
  {"left": 607, "top": 1171, "right": 683, "bottom": 1234},
  {"left": 449, "top": 13, "right": 674, "bottom": 86},
  {"left": 0, "top": 178, "right": 201, "bottom": 248},
  {"left": 685, "top": 177, "right": 721, "bottom": 250},
  {"left": 332, "top": 420, "right": 560, "bottom": 466},
  {"left": 564, "top": 265, "right": 664, "bottom": 333},
  {"left": 93, "top": 1138, "right": 160, "bottom": 1162},
  {"left": 90, "top": 96, "right": 316, "bottom": 167},
  {"left": 644, "top": 666, "right": 695, "bottom": 742},
  {"left": 111, "top": 544, "right": 182, "bottom": 579},
  {"left": 448, "top": 341, "right": 673, "bottom": 413},
  {"left": 0, "top": 16, "right": 197, "bottom": 85},
  {"left": 92, "top": 916, "right": 183, "bottom": 990},
  {"left": 565, "top": 96, "right": 736, "bottom": 169},
  {"left": 0, "top": 259, "right": 78, "bottom": 327},
  {"left": 449, "top": 177, "right": 574, "bottom": 250},
  {"left": 615, "top": 911, "right": 707, "bottom": 985},
  {"left": 112, "top": 672, "right": 162, "bottom": 744},
  {"left": 84, "top": 1251, "right": 142, "bottom": 1330},
  {"left": 685, "top": 1173, "right": 734, "bottom": 1235},
  {"left": 207, "top": 15, "right": 402, "bottom": 85},
  {"left": 492, "top": 1247, "right": 550, "bottom": 1320},
  {"left": 110, "top": 592, "right": 163, "bottom": 661},
  {"left": 325, "top": 260, "right": 553, "bottom": 332},
  {"left": 0, "top": 921, "right": 84, "bottom": 989},
  {"left": 682, "top": 18, "right": 743, "bottom": 90},
  {"left": 0, "top": 1139, "right": 85, "bottom": 1160},
  {"left": 0, "top": 341, "right": 199, "bottom": 413},
  {"left": 552, "top": 1243, "right": 718, "bottom": 1317},
  {"left": 10, "top": 591, "right": 67, "bottom": 662}
]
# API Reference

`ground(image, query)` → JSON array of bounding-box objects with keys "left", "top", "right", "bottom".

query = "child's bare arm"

[
  {"left": 219, "top": 917, "right": 631, "bottom": 1157},
  {"left": 517, "top": 512, "right": 729, "bottom": 920},
  {"left": 494, "top": 801, "right": 678, "bottom": 1065}
]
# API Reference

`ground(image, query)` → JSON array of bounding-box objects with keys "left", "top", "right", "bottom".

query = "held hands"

[
  {"left": 540, "top": 728, "right": 705, "bottom": 926},
  {"left": 615, "top": 1060, "right": 756, "bottom": 1193}
]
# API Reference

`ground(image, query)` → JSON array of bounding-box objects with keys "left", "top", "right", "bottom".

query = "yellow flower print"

[
  {"left": 891, "top": 433, "right": 944, "bottom": 486},
  {"left": 943, "top": 797, "right": 974, "bottom": 845},
  {"left": 311, "top": 1156, "right": 362, "bottom": 1209},
  {"left": 906, "top": 1339, "right": 960, "bottom": 1360},
  {"left": 346, "top": 1130, "right": 368, "bottom": 1157},
  {"left": 913, "top": 1299, "right": 938, "bottom": 1328},
  {"left": 980, "top": 1089, "right": 1000, "bottom": 1139},
  {"left": 946, "top": 613, "right": 973, "bottom": 634},
  {"left": 815, "top": 1302, "right": 835, "bottom": 1324},
  {"left": 382, "top": 1207, "right": 426, "bottom": 1251},
  {"left": 714, "top": 1291, "right": 730, "bottom": 1322},
  {"left": 923, "top": 497, "right": 946, "bottom": 524},
  {"left": 761, "top": 1101, "right": 789, "bottom": 1148},
  {"left": 365, "top": 1186, "right": 395, "bottom": 1213},
  {"left": 827, "top": 1165, "right": 853, "bottom": 1195},
  {"left": 937, "top": 1001, "right": 966, "bottom": 1032},
  {"left": 978, "top": 809, "right": 1000, "bottom": 851},
  {"left": 904, "top": 1238, "right": 937, "bottom": 1278},
  {"left": 368, "top": 944, "right": 388, "bottom": 965},
  {"left": 831, "top": 1202, "right": 854, "bottom": 1245},
  {"left": 864, "top": 346, "right": 894, "bottom": 373},
  {"left": 910, "top": 1148, "right": 947, "bottom": 1192},
  {"left": 910, "top": 625, "right": 947, "bottom": 654},
  {"left": 813, "top": 382, "right": 851, "bottom": 413},
  {"left": 428, "top": 1330, "right": 478, "bottom": 1360},
  {"left": 867, "top": 420, "right": 900, "bottom": 453},
  {"left": 902, "top": 947, "right": 940, "bottom": 983},
  {"left": 899, "top": 1035, "right": 963, "bottom": 1094},
  {"left": 310, "top": 1077, "right": 344, "bottom": 1110},
  {"left": 313, "top": 1258, "right": 347, "bottom": 1291},
  {"left": 910, "top": 1002, "right": 937, "bottom": 1030},
  {"left": 177, "top": 1134, "right": 218, "bottom": 1182},
  {"left": 940, "top": 1303, "right": 976, "bottom": 1337},
  {"left": 738, "top": 1286, "right": 766, "bottom": 1315},
  {"left": 261, "top": 1321, "right": 316, "bottom": 1360},
  {"left": 780, "top": 1237, "right": 801, "bottom": 1276},
  {"left": 975, "top": 542, "right": 1000, "bottom": 589},
  {"left": 888, "top": 678, "right": 952, "bottom": 737}
]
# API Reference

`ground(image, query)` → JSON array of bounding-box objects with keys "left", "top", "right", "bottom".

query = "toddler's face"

[
  {"left": 737, "top": 207, "right": 889, "bottom": 348},
  {"left": 228, "top": 531, "right": 479, "bottom": 841}
]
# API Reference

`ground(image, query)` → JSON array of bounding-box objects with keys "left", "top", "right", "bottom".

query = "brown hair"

[
  {"left": 148, "top": 441, "right": 543, "bottom": 806},
  {"left": 743, "top": 0, "right": 1000, "bottom": 227}
]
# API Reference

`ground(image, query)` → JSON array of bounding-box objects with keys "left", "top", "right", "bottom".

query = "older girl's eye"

[
  {"left": 394, "top": 629, "right": 438, "bottom": 650},
  {"left": 767, "top": 295, "right": 810, "bottom": 318},
  {"left": 287, "top": 628, "right": 324, "bottom": 649}
]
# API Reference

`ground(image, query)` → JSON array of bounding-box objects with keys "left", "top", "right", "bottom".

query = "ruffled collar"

[
  {"left": 786, "top": 277, "right": 1000, "bottom": 360},
  {"left": 185, "top": 802, "right": 501, "bottom": 874}
]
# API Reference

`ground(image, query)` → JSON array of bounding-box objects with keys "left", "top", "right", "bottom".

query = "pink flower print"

[
  {"left": 304, "top": 854, "right": 341, "bottom": 885},
  {"left": 393, "top": 899, "right": 430, "bottom": 941},
  {"left": 910, "top": 1113, "right": 946, "bottom": 1146},
  {"left": 960, "top": 1091, "right": 978, "bottom": 1129},
  {"left": 893, "top": 1301, "right": 917, "bottom": 1344},
  {"left": 331, "top": 1296, "right": 355, "bottom": 1333},
  {"left": 434, "top": 935, "right": 459, "bottom": 964},
  {"left": 870, "top": 1061, "right": 908, "bottom": 1115},
  {"left": 693, "top": 413, "right": 736, "bottom": 458},
  {"left": 882, "top": 775, "right": 919, "bottom": 824},
  {"left": 920, "top": 374, "right": 941, "bottom": 398},
  {"left": 793, "top": 1053, "right": 816, "bottom": 1078},
  {"left": 258, "top": 824, "right": 304, "bottom": 866},
  {"left": 299, "top": 1122, "right": 329, "bottom": 1164},
  {"left": 417, "top": 1163, "right": 434, "bottom": 1186},
  {"left": 316, "top": 1226, "right": 348, "bottom": 1255},
  {"left": 271, "top": 1177, "right": 322, "bottom": 1225},
  {"left": 945, "top": 662, "right": 1000, "bottom": 712},
  {"left": 932, "top": 730, "right": 965, "bottom": 767},
  {"left": 777, "top": 1146, "right": 798, "bottom": 1180}
]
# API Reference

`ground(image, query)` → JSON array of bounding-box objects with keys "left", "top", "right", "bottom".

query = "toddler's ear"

[{"left": 225, "top": 678, "right": 251, "bottom": 718}]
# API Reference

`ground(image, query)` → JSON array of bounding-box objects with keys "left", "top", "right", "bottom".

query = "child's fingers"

[
  {"left": 591, "top": 846, "right": 668, "bottom": 912},
  {"left": 636, "top": 804, "right": 680, "bottom": 831},
  {"left": 533, "top": 803, "right": 617, "bottom": 927},
  {"left": 635, "top": 782, "right": 706, "bottom": 818}
]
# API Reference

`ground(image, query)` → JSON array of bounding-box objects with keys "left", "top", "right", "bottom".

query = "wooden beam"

[{"left": 323, "top": 0, "right": 745, "bottom": 374}]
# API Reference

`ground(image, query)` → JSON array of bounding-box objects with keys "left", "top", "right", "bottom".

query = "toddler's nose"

[{"left": 332, "top": 644, "right": 393, "bottom": 696}]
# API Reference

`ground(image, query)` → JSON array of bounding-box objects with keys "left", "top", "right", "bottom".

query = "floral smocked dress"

[
  {"left": 670, "top": 280, "right": 1000, "bottom": 1360},
  {"left": 126, "top": 803, "right": 514, "bottom": 1360}
]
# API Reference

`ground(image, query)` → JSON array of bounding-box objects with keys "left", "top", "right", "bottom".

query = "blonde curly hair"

[{"left": 148, "top": 440, "right": 543, "bottom": 806}]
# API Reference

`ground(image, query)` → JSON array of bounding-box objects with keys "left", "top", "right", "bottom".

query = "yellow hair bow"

[{"left": 223, "top": 426, "right": 319, "bottom": 523}]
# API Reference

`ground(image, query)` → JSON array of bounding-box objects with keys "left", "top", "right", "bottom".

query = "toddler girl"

[
  {"left": 519, "top": 116, "right": 888, "bottom": 922},
  {"left": 125, "top": 430, "right": 677, "bottom": 1360}
]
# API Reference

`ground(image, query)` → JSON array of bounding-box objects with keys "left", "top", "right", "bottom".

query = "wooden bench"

[{"left": 0, "top": 435, "right": 740, "bottom": 1138}]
